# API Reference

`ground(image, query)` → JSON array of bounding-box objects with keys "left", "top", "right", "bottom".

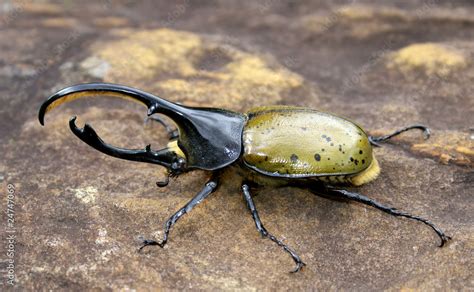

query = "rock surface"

[{"left": 1, "top": 1, "right": 473, "bottom": 290}]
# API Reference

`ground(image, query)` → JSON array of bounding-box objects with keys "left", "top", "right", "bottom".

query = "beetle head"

[{"left": 39, "top": 83, "right": 246, "bottom": 171}]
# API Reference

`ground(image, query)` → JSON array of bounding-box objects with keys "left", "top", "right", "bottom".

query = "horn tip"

[{"left": 38, "top": 103, "right": 47, "bottom": 126}]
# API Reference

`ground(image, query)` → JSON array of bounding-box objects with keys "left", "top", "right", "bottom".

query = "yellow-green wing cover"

[{"left": 242, "top": 106, "right": 373, "bottom": 177}]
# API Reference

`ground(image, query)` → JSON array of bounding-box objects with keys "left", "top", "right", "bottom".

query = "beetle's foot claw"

[
  {"left": 422, "top": 127, "right": 431, "bottom": 140},
  {"left": 138, "top": 239, "right": 163, "bottom": 251},
  {"left": 158, "top": 240, "right": 166, "bottom": 248},
  {"left": 438, "top": 234, "right": 452, "bottom": 247},
  {"left": 290, "top": 261, "right": 306, "bottom": 273},
  {"left": 156, "top": 175, "right": 170, "bottom": 187}
]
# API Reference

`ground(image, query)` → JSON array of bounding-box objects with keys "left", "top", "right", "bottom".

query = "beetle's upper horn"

[
  {"left": 39, "top": 83, "right": 247, "bottom": 170},
  {"left": 39, "top": 83, "right": 176, "bottom": 125}
]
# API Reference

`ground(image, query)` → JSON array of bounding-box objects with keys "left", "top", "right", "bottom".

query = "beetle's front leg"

[
  {"left": 139, "top": 175, "right": 219, "bottom": 251},
  {"left": 369, "top": 124, "right": 430, "bottom": 147},
  {"left": 322, "top": 188, "right": 451, "bottom": 247},
  {"left": 241, "top": 184, "right": 306, "bottom": 273},
  {"left": 145, "top": 115, "right": 179, "bottom": 140}
]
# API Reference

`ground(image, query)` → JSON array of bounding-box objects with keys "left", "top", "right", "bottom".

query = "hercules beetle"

[{"left": 38, "top": 83, "right": 451, "bottom": 273}]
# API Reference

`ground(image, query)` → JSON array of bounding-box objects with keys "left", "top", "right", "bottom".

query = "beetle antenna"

[{"left": 369, "top": 124, "right": 430, "bottom": 147}]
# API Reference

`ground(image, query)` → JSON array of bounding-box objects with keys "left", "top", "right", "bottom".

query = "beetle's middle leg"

[
  {"left": 323, "top": 188, "right": 451, "bottom": 247},
  {"left": 139, "top": 175, "right": 219, "bottom": 251},
  {"left": 241, "top": 184, "right": 306, "bottom": 273},
  {"left": 369, "top": 124, "right": 430, "bottom": 147}
]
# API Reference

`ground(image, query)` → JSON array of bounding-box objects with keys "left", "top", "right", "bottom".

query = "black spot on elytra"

[
  {"left": 314, "top": 153, "right": 321, "bottom": 161},
  {"left": 301, "top": 127, "right": 307, "bottom": 131},
  {"left": 327, "top": 157, "right": 330, "bottom": 160},
  {"left": 264, "top": 156, "right": 269, "bottom": 161},
  {"left": 359, "top": 150, "right": 363, "bottom": 154},
  {"left": 321, "top": 148, "right": 325, "bottom": 152},
  {"left": 330, "top": 143, "right": 334, "bottom": 146},
  {"left": 362, "top": 159, "right": 365, "bottom": 164},
  {"left": 350, "top": 157, "right": 354, "bottom": 162},
  {"left": 322, "top": 134, "right": 327, "bottom": 138},
  {"left": 354, "top": 159, "right": 359, "bottom": 165},
  {"left": 326, "top": 137, "right": 332, "bottom": 142},
  {"left": 290, "top": 154, "right": 298, "bottom": 162}
]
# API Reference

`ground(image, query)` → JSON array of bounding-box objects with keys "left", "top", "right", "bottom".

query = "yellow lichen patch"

[
  {"left": 92, "top": 17, "right": 129, "bottom": 28},
  {"left": 371, "top": 129, "right": 474, "bottom": 167},
  {"left": 337, "top": 5, "right": 376, "bottom": 20},
  {"left": 388, "top": 43, "right": 467, "bottom": 76},
  {"left": 411, "top": 138, "right": 474, "bottom": 167},
  {"left": 83, "top": 29, "right": 304, "bottom": 109},
  {"left": 41, "top": 17, "right": 78, "bottom": 28},
  {"left": 300, "top": 5, "right": 408, "bottom": 37},
  {"left": 68, "top": 186, "right": 98, "bottom": 204},
  {"left": 400, "top": 288, "right": 419, "bottom": 292},
  {"left": 91, "top": 29, "right": 201, "bottom": 81},
  {"left": 337, "top": 5, "right": 407, "bottom": 21},
  {"left": 157, "top": 54, "right": 302, "bottom": 107},
  {"left": 23, "top": 3, "right": 63, "bottom": 15}
]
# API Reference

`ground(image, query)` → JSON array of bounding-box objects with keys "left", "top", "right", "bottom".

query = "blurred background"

[{"left": 0, "top": 0, "right": 473, "bottom": 290}]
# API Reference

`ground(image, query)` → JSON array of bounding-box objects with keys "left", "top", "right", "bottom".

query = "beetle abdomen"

[{"left": 242, "top": 106, "right": 374, "bottom": 180}]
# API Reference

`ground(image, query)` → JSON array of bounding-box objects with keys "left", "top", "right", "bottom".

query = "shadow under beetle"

[{"left": 38, "top": 83, "right": 451, "bottom": 273}]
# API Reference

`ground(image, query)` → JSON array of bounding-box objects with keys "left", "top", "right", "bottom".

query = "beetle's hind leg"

[
  {"left": 369, "top": 124, "right": 430, "bottom": 147},
  {"left": 145, "top": 115, "right": 179, "bottom": 140},
  {"left": 139, "top": 175, "right": 219, "bottom": 251},
  {"left": 242, "top": 184, "right": 306, "bottom": 273},
  {"left": 322, "top": 188, "right": 451, "bottom": 247}
]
